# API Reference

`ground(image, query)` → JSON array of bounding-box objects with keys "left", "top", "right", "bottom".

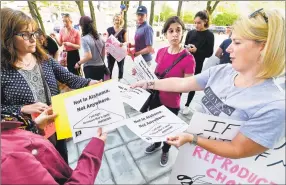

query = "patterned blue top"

[{"left": 1, "top": 57, "right": 91, "bottom": 114}]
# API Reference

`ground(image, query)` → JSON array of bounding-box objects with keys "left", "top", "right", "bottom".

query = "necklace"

[
  {"left": 17, "top": 55, "right": 34, "bottom": 68},
  {"left": 169, "top": 45, "right": 182, "bottom": 54}
]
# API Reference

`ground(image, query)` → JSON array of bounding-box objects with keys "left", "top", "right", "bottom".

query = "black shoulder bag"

[{"left": 140, "top": 51, "right": 188, "bottom": 112}]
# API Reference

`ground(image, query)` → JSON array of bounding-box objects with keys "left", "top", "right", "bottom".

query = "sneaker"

[
  {"left": 160, "top": 152, "right": 169, "bottom": 167},
  {"left": 182, "top": 106, "right": 190, "bottom": 115},
  {"left": 145, "top": 143, "right": 161, "bottom": 154}
]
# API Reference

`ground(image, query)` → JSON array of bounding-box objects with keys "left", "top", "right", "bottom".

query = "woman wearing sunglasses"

[
  {"left": 132, "top": 9, "right": 285, "bottom": 159},
  {"left": 1, "top": 8, "right": 99, "bottom": 163}
]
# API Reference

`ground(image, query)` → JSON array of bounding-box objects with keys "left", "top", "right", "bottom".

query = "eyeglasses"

[
  {"left": 14, "top": 31, "right": 40, "bottom": 40},
  {"left": 249, "top": 8, "right": 268, "bottom": 23}
]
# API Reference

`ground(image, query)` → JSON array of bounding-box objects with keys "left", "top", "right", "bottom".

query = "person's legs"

[
  {"left": 67, "top": 50, "right": 80, "bottom": 76},
  {"left": 55, "top": 133, "right": 68, "bottom": 164},
  {"left": 160, "top": 106, "right": 180, "bottom": 166},
  {"left": 84, "top": 66, "right": 105, "bottom": 81},
  {"left": 183, "top": 61, "right": 203, "bottom": 114},
  {"left": 107, "top": 55, "right": 116, "bottom": 79},
  {"left": 117, "top": 58, "right": 125, "bottom": 80}
]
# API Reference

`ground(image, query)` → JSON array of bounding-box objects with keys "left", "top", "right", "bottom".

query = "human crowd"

[{"left": 1, "top": 4, "right": 285, "bottom": 184}]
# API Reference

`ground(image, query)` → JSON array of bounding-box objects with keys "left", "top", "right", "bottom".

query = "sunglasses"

[
  {"left": 249, "top": 8, "right": 268, "bottom": 23},
  {"left": 14, "top": 31, "right": 40, "bottom": 40}
]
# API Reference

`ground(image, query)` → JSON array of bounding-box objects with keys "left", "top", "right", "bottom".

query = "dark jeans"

[
  {"left": 185, "top": 60, "right": 204, "bottom": 107},
  {"left": 107, "top": 55, "right": 125, "bottom": 79},
  {"left": 48, "top": 133, "right": 68, "bottom": 164},
  {"left": 67, "top": 50, "right": 80, "bottom": 76},
  {"left": 154, "top": 106, "right": 180, "bottom": 153},
  {"left": 83, "top": 65, "right": 105, "bottom": 81}
]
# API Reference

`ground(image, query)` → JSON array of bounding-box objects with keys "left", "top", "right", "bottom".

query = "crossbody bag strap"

[
  {"left": 159, "top": 51, "right": 188, "bottom": 79},
  {"left": 114, "top": 28, "right": 123, "bottom": 38},
  {"left": 38, "top": 64, "right": 51, "bottom": 106},
  {"left": 92, "top": 35, "right": 105, "bottom": 64}
]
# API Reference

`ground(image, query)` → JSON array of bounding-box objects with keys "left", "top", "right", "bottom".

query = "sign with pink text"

[
  {"left": 105, "top": 35, "right": 126, "bottom": 62},
  {"left": 169, "top": 112, "right": 285, "bottom": 184}
]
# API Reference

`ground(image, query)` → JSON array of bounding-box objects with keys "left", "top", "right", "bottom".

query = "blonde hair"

[
  {"left": 232, "top": 9, "right": 285, "bottom": 78},
  {"left": 113, "top": 13, "right": 124, "bottom": 27}
]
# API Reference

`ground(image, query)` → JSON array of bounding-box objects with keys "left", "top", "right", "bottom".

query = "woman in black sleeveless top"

[{"left": 107, "top": 14, "right": 127, "bottom": 81}]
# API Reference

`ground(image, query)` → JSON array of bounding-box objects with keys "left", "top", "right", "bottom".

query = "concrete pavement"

[{"left": 67, "top": 35, "right": 226, "bottom": 184}]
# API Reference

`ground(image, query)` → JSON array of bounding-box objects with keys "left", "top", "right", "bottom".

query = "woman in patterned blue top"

[
  {"left": 1, "top": 8, "right": 99, "bottom": 163},
  {"left": 132, "top": 9, "right": 285, "bottom": 159}
]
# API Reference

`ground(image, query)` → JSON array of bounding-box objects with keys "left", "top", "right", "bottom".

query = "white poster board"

[
  {"left": 169, "top": 112, "right": 285, "bottom": 184},
  {"left": 105, "top": 35, "right": 127, "bottom": 62},
  {"left": 134, "top": 55, "right": 158, "bottom": 81},
  {"left": 65, "top": 80, "right": 126, "bottom": 143},
  {"left": 124, "top": 106, "right": 188, "bottom": 143},
  {"left": 118, "top": 82, "right": 151, "bottom": 112}
]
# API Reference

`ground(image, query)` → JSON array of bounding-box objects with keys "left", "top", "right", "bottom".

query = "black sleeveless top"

[{"left": 107, "top": 27, "right": 126, "bottom": 43}]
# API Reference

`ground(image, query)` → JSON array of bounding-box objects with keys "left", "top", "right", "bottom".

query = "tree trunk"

[
  {"left": 139, "top": 0, "right": 142, "bottom": 6},
  {"left": 88, "top": 0, "right": 97, "bottom": 30},
  {"left": 206, "top": 0, "right": 220, "bottom": 15},
  {"left": 177, "top": 0, "right": 183, "bottom": 17},
  {"left": 149, "top": 0, "right": 155, "bottom": 26},
  {"left": 27, "top": 1, "right": 39, "bottom": 27},
  {"left": 31, "top": 1, "right": 46, "bottom": 35},
  {"left": 123, "top": 0, "right": 129, "bottom": 29},
  {"left": 27, "top": 1, "right": 46, "bottom": 35},
  {"left": 75, "top": 0, "right": 85, "bottom": 16}
]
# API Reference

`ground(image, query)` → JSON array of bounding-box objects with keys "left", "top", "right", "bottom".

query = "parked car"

[
  {"left": 185, "top": 24, "right": 195, "bottom": 31},
  {"left": 209, "top": 26, "right": 226, "bottom": 34}
]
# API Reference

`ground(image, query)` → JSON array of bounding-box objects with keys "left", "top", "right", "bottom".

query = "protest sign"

[
  {"left": 169, "top": 112, "right": 285, "bottom": 184},
  {"left": 52, "top": 80, "right": 126, "bottom": 141},
  {"left": 118, "top": 82, "right": 151, "bottom": 112},
  {"left": 124, "top": 106, "right": 188, "bottom": 143},
  {"left": 134, "top": 55, "right": 158, "bottom": 81},
  {"left": 105, "top": 35, "right": 126, "bottom": 62}
]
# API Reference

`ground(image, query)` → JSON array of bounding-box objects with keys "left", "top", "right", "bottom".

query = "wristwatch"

[{"left": 190, "top": 134, "right": 198, "bottom": 145}]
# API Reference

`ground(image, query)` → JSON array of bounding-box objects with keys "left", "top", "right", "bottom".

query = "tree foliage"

[
  {"left": 154, "top": 3, "right": 176, "bottom": 22},
  {"left": 212, "top": 12, "right": 239, "bottom": 26},
  {"left": 181, "top": 12, "right": 194, "bottom": 24}
]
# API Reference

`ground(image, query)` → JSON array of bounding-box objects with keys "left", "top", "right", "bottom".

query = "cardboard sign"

[
  {"left": 124, "top": 106, "right": 188, "bottom": 143},
  {"left": 105, "top": 35, "right": 127, "bottom": 62},
  {"left": 118, "top": 82, "right": 150, "bottom": 112},
  {"left": 52, "top": 80, "right": 126, "bottom": 141},
  {"left": 169, "top": 112, "right": 285, "bottom": 184},
  {"left": 134, "top": 55, "right": 158, "bottom": 81}
]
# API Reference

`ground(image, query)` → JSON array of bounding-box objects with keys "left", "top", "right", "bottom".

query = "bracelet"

[{"left": 190, "top": 134, "right": 198, "bottom": 145}]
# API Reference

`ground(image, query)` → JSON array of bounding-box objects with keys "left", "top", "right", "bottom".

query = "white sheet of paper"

[
  {"left": 169, "top": 112, "right": 285, "bottom": 184},
  {"left": 118, "top": 82, "right": 151, "bottom": 112},
  {"left": 134, "top": 55, "right": 158, "bottom": 81},
  {"left": 105, "top": 35, "right": 127, "bottom": 62},
  {"left": 124, "top": 106, "right": 188, "bottom": 143},
  {"left": 65, "top": 80, "right": 126, "bottom": 143}
]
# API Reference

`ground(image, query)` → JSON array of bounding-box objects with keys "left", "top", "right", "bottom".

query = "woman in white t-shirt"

[{"left": 131, "top": 8, "right": 285, "bottom": 159}]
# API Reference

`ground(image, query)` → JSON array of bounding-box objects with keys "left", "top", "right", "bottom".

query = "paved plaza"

[{"left": 67, "top": 35, "right": 226, "bottom": 184}]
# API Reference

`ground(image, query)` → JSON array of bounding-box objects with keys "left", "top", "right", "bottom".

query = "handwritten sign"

[
  {"left": 105, "top": 35, "right": 126, "bottom": 62},
  {"left": 118, "top": 82, "right": 151, "bottom": 112},
  {"left": 169, "top": 112, "right": 285, "bottom": 184},
  {"left": 134, "top": 55, "right": 158, "bottom": 81},
  {"left": 124, "top": 106, "right": 188, "bottom": 143}
]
